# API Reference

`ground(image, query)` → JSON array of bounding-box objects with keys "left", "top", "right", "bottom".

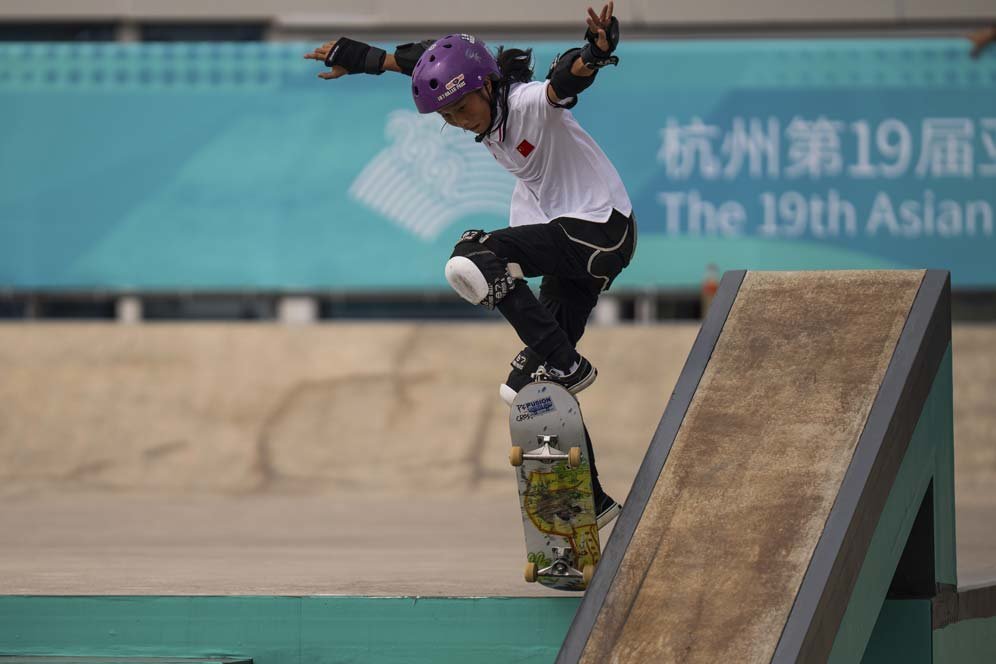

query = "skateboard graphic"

[{"left": 509, "top": 382, "right": 600, "bottom": 591}]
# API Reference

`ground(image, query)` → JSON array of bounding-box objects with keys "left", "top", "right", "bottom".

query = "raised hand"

[
  {"left": 586, "top": 2, "right": 615, "bottom": 53},
  {"left": 303, "top": 40, "right": 348, "bottom": 79}
]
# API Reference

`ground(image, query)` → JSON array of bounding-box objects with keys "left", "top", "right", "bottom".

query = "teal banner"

[{"left": 0, "top": 39, "right": 994, "bottom": 290}]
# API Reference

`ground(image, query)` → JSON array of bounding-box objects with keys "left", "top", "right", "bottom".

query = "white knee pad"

[{"left": 445, "top": 256, "right": 489, "bottom": 305}]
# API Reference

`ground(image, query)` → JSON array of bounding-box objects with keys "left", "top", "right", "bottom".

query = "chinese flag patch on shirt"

[{"left": 516, "top": 139, "right": 535, "bottom": 158}]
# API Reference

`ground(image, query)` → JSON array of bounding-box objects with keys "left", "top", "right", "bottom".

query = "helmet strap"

[{"left": 475, "top": 77, "right": 505, "bottom": 143}]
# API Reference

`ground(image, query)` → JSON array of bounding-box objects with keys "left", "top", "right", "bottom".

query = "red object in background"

[
  {"left": 516, "top": 140, "right": 535, "bottom": 157},
  {"left": 701, "top": 264, "right": 719, "bottom": 316},
  {"left": 702, "top": 275, "right": 718, "bottom": 298}
]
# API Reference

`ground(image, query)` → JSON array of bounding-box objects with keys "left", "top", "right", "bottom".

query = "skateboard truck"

[
  {"left": 509, "top": 435, "right": 583, "bottom": 468},
  {"left": 538, "top": 546, "right": 583, "bottom": 579},
  {"left": 525, "top": 545, "right": 595, "bottom": 588}
]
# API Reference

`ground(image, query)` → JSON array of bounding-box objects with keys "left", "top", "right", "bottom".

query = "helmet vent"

[
  {"left": 429, "top": 55, "right": 436, "bottom": 62},
  {"left": 429, "top": 78, "right": 438, "bottom": 89}
]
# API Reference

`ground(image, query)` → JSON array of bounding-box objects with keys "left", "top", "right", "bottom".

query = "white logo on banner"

[{"left": 349, "top": 110, "right": 514, "bottom": 241}]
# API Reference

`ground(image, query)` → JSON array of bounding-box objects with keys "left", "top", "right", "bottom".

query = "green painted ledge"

[
  {"left": 0, "top": 596, "right": 581, "bottom": 664},
  {"left": 934, "top": 614, "right": 996, "bottom": 663},
  {"left": 0, "top": 658, "right": 250, "bottom": 663},
  {"left": 861, "top": 600, "right": 933, "bottom": 664},
  {"left": 860, "top": 597, "right": 996, "bottom": 663}
]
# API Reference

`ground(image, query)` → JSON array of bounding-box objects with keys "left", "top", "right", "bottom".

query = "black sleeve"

[{"left": 394, "top": 40, "right": 435, "bottom": 77}]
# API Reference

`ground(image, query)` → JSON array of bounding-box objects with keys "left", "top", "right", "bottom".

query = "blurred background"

[
  {"left": 1, "top": 0, "right": 995, "bottom": 322},
  {"left": 0, "top": 1, "right": 994, "bottom": 596}
]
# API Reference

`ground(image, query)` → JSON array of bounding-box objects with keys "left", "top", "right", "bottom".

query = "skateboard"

[{"left": 508, "top": 382, "right": 600, "bottom": 591}]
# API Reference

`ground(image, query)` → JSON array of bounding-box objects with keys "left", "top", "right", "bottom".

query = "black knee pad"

[
  {"left": 447, "top": 229, "right": 522, "bottom": 309},
  {"left": 450, "top": 229, "right": 507, "bottom": 281},
  {"left": 451, "top": 229, "right": 490, "bottom": 255}
]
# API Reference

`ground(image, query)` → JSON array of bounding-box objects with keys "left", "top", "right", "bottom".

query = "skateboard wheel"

[
  {"left": 568, "top": 447, "right": 582, "bottom": 468},
  {"left": 524, "top": 562, "right": 538, "bottom": 583},
  {"left": 583, "top": 563, "right": 595, "bottom": 588},
  {"left": 509, "top": 446, "right": 523, "bottom": 467}
]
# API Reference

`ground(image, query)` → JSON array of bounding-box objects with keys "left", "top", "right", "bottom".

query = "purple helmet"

[{"left": 411, "top": 34, "right": 500, "bottom": 114}]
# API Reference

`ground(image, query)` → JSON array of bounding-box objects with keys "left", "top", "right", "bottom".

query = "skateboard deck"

[{"left": 509, "top": 382, "right": 600, "bottom": 591}]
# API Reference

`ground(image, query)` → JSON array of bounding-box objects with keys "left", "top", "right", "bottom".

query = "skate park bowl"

[{"left": 1, "top": 269, "right": 995, "bottom": 662}]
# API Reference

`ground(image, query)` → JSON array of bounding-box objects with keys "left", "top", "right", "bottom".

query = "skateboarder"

[{"left": 306, "top": 2, "right": 632, "bottom": 528}]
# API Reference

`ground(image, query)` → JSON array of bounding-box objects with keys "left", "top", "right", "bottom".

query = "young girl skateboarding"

[{"left": 306, "top": 2, "right": 633, "bottom": 527}]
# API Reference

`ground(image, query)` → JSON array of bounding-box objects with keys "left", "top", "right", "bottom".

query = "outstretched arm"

[
  {"left": 546, "top": 1, "right": 619, "bottom": 107},
  {"left": 304, "top": 39, "right": 433, "bottom": 79}
]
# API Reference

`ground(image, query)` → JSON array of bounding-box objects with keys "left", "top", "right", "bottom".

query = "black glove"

[
  {"left": 324, "top": 37, "right": 386, "bottom": 75},
  {"left": 580, "top": 16, "right": 620, "bottom": 69}
]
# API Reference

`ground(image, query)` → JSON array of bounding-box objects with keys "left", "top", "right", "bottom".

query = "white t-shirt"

[{"left": 481, "top": 80, "right": 633, "bottom": 228}]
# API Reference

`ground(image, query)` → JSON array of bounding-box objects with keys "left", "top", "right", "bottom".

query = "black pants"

[
  {"left": 483, "top": 208, "right": 636, "bottom": 364},
  {"left": 471, "top": 208, "right": 637, "bottom": 497}
]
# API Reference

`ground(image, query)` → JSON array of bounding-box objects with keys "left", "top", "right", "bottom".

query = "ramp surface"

[{"left": 565, "top": 271, "right": 940, "bottom": 663}]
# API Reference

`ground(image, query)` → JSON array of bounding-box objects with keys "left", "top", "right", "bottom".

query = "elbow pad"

[
  {"left": 546, "top": 48, "right": 596, "bottom": 106},
  {"left": 394, "top": 40, "right": 435, "bottom": 77}
]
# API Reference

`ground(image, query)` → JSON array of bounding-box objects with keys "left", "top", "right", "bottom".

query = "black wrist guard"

[
  {"left": 546, "top": 48, "right": 595, "bottom": 108},
  {"left": 581, "top": 16, "right": 620, "bottom": 68},
  {"left": 324, "top": 37, "right": 386, "bottom": 75},
  {"left": 394, "top": 40, "right": 435, "bottom": 77}
]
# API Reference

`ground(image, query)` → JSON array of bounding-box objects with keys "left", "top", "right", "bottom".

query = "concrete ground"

[
  {"left": 0, "top": 323, "right": 992, "bottom": 596},
  {"left": 0, "top": 492, "right": 585, "bottom": 597}
]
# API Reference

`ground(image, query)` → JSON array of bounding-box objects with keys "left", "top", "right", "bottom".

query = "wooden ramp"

[{"left": 558, "top": 270, "right": 986, "bottom": 663}]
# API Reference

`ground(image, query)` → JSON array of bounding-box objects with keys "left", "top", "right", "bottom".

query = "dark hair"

[
  {"left": 475, "top": 46, "right": 534, "bottom": 143},
  {"left": 496, "top": 46, "right": 534, "bottom": 84}
]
